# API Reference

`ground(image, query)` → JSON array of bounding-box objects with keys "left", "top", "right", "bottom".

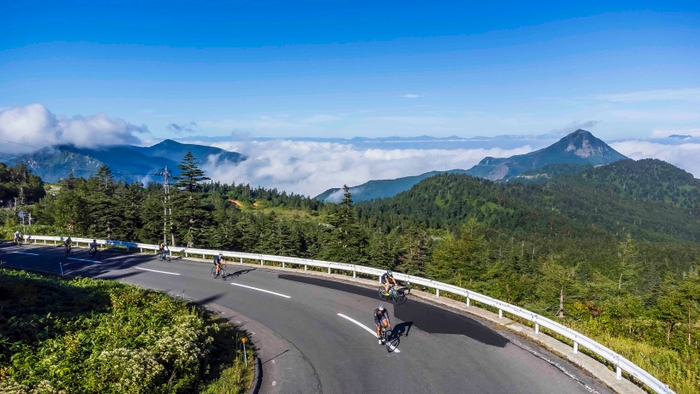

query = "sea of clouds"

[{"left": 2, "top": 104, "right": 699, "bottom": 197}]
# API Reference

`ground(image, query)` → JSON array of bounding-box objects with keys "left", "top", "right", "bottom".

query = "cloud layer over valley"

[{"left": 202, "top": 140, "right": 533, "bottom": 196}]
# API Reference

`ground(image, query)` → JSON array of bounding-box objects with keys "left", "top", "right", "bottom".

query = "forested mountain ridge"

[
  {"left": 500, "top": 163, "right": 594, "bottom": 184},
  {"left": 315, "top": 169, "right": 469, "bottom": 202},
  {"left": 316, "top": 129, "right": 626, "bottom": 202},
  {"left": 9, "top": 139, "right": 244, "bottom": 183},
  {"left": 466, "top": 129, "right": 626, "bottom": 180},
  {"left": 358, "top": 159, "right": 700, "bottom": 243}
]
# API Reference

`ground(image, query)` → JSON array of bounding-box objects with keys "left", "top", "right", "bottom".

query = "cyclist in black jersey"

[
  {"left": 381, "top": 269, "right": 397, "bottom": 296},
  {"left": 64, "top": 237, "right": 72, "bottom": 255},
  {"left": 374, "top": 305, "right": 391, "bottom": 345},
  {"left": 213, "top": 253, "right": 226, "bottom": 276}
]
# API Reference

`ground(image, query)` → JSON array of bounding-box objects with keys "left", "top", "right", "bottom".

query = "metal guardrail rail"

[{"left": 24, "top": 234, "right": 674, "bottom": 394}]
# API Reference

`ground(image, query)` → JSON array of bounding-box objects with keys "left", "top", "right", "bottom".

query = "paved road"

[{"left": 1, "top": 243, "right": 612, "bottom": 394}]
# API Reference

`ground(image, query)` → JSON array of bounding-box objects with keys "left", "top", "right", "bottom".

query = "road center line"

[
  {"left": 68, "top": 257, "right": 101, "bottom": 263},
  {"left": 337, "top": 313, "right": 401, "bottom": 353},
  {"left": 12, "top": 251, "right": 40, "bottom": 256},
  {"left": 230, "top": 283, "right": 291, "bottom": 299},
  {"left": 135, "top": 267, "right": 180, "bottom": 276}
]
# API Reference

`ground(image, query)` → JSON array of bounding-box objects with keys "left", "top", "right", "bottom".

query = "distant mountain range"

[
  {"left": 316, "top": 130, "right": 627, "bottom": 202},
  {"left": 8, "top": 139, "right": 245, "bottom": 183}
]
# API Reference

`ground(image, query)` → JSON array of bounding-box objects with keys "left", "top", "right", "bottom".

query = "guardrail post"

[
  {"left": 466, "top": 294, "right": 470, "bottom": 307},
  {"left": 573, "top": 341, "right": 578, "bottom": 354},
  {"left": 282, "top": 262, "right": 285, "bottom": 268},
  {"left": 616, "top": 366, "right": 622, "bottom": 380},
  {"left": 260, "top": 259, "right": 263, "bottom": 266},
  {"left": 436, "top": 289, "right": 440, "bottom": 297},
  {"left": 353, "top": 270, "right": 356, "bottom": 278},
  {"left": 499, "top": 309, "right": 503, "bottom": 319},
  {"left": 185, "top": 251, "right": 188, "bottom": 257},
  {"left": 328, "top": 267, "right": 331, "bottom": 274},
  {"left": 44, "top": 239, "right": 46, "bottom": 244},
  {"left": 240, "top": 257, "right": 243, "bottom": 264},
  {"left": 202, "top": 254, "right": 205, "bottom": 259},
  {"left": 54, "top": 239, "right": 57, "bottom": 245},
  {"left": 304, "top": 264, "right": 307, "bottom": 271}
]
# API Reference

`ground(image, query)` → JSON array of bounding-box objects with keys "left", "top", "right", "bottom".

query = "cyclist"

[
  {"left": 213, "top": 253, "right": 226, "bottom": 277},
  {"left": 158, "top": 242, "right": 168, "bottom": 260},
  {"left": 13, "top": 230, "right": 21, "bottom": 245},
  {"left": 374, "top": 304, "right": 391, "bottom": 345},
  {"left": 64, "top": 237, "right": 72, "bottom": 255},
  {"left": 381, "top": 269, "right": 398, "bottom": 296},
  {"left": 89, "top": 239, "right": 98, "bottom": 256}
]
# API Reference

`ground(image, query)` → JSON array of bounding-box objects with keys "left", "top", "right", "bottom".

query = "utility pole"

[{"left": 156, "top": 166, "right": 175, "bottom": 246}]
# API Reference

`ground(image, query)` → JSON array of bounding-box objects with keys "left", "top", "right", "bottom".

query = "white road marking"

[
  {"left": 12, "top": 251, "right": 40, "bottom": 256},
  {"left": 68, "top": 257, "right": 101, "bottom": 263},
  {"left": 272, "top": 381, "right": 277, "bottom": 386},
  {"left": 135, "top": 267, "right": 180, "bottom": 276},
  {"left": 337, "top": 313, "right": 401, "bottom": 353},
  {"left": 230, "top": 283, "right": 291, "bottom": 299}
]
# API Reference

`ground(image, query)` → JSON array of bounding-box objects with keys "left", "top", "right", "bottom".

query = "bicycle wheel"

[
  {"left": 220, "top": 268, "right": 227, "bottom": 280},
  {"left": 378, "top": 286, "right": 390, "bottom": 300},
  {"left": 211, "top": 266, "right": 218, "bottom": 278}
]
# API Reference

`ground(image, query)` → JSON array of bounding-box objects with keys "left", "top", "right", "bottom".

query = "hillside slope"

[{"left": 358, "top": 159, "right": 700, "bottom": 243}]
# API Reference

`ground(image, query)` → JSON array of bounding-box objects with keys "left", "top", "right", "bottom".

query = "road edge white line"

[
  {"left": 230, "top": 283, "right": 291, "bottom": 298},
  {"left": 135, "top": 267, "right": 181, "bottom": 276},
  {"left": 12, "top": 251, "right": 40, "bottom": 256},
  {"left": 337, "top": 313, "right": 401, "bottom": 353}
]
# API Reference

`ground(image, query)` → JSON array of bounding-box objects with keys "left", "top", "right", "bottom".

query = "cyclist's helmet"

[
  {"left": 378, "top": 304, "right": 386, "bottom": 312},
  {"left": 387, "top": 269, "right": 393, "bottom": 275},
  {"left": 93, "top": 239, "right": 97, "bottom": 243}
]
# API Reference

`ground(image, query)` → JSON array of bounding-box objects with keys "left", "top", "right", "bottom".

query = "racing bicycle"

[
  {"left": 378, "top": 282, "right": 411, "bottom": 304},
  {"left": 211, "top": 265, "right": 227, "bottom": 280}
]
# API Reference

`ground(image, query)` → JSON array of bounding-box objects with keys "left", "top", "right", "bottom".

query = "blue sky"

[{"left": 1, "top": 0, "right": 699, "bottom": 140}]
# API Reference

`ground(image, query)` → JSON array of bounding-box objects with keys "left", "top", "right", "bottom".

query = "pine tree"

[
  {"left": 171, "top": 152, "right": 211, "bottom": 247},
  {"left": 174, "top": 151, "right": 210, "bottom": 193}
]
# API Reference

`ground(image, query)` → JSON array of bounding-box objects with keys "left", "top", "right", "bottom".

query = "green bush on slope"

[{"left": 0, "top": 269, "right": 253, "bottom": 394}]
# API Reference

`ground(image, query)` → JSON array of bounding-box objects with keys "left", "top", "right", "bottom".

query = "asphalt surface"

[{"left": 1, "top": 243, "right": 613, "bottom": 394}]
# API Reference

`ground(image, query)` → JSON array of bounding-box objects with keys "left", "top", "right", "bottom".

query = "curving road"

[{"left": 2, "top": 243, "right": 612, "bottom": 394}]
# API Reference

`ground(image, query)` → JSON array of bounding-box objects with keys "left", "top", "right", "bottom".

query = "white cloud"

[
  {"left": 200, "top": 140, "right": 533, "bottom": 197},
  {"left": 595, "top": 88, "right": 700, "bottom": 102},
  {"left": 611, "top": 140, "right": 700, "bottom": 178},
  {"left": 402, "top": 93, "right": 420, "bottom": 98},
  {"left": 0, "top": 104, "right": 148, "bottom": 154},
  {"left": 651, "top": 128, "right": 700, "bottom": 138}
]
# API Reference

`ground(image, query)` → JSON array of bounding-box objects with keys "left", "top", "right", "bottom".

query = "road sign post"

[
  {"left": 242, "top": 337, "right": 248, "bottom": 367},
  {"left": 18, "top": 211, "right": 27, "bottom": 235}
]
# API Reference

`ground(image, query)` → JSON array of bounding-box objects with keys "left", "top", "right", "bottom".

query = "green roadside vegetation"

[
  {"left": 2, "top": 155, "right": 700, "bottom": 392},
  {"left": 0, "top": 268, "right": 254, "bottom": 394}
]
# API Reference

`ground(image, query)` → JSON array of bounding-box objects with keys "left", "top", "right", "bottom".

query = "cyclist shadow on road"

[
  {"left": 224, "top": 268, "right": 256, "bottom": 280},
  {"left": 393, "top": 321, "right": 413, "bottom": 339}
]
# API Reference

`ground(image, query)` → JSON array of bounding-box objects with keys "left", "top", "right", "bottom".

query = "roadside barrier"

[{"left": 25, "top": 234, "right": 674, "bottom": 394}]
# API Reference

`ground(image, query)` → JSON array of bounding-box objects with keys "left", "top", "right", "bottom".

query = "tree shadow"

[{"left": 278, "top": 274, "right": 509, "bottom": 348}]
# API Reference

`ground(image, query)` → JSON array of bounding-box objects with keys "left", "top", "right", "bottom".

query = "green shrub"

[{"left": 0, "top": 269, "right": 253, "bottom": 393}]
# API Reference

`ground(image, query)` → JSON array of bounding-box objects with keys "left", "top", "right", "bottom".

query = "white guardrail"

[{"left": 23, "top": 234, "right": 673, "bottom": 394}]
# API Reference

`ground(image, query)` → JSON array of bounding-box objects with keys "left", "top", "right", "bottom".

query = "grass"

[{"left": 0, "top": 268, "right": 254, "bottom": 394}]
